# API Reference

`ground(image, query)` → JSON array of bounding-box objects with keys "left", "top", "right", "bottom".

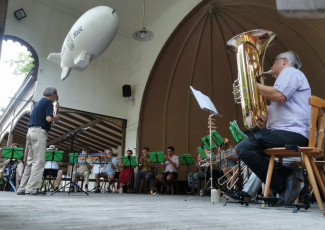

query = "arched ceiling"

[{"left": 138, "top": 0, "right": 325, "bottom": 179}]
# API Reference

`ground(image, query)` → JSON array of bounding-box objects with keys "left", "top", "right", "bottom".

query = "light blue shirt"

[
  {"left": 102, "top": 156, "right": 117, "bottom": 175},
  {"left": 267, "top": 67, "right": 311, "bottom": 139}
]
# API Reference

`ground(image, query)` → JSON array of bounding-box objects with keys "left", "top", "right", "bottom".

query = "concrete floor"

[{"left": 0, "top": 191, "right": 324, "bottom": 230}]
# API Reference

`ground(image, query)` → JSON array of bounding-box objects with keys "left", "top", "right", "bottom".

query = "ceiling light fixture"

[{"left": 133, "top": 0, "right": 154, "bottom": 42}]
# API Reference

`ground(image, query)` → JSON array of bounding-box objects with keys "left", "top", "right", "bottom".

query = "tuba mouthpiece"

[{"left": 263, "top": 70, "right": 273, "bottom": 75}]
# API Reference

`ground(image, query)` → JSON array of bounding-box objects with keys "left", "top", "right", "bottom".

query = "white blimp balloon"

[{"left": 47, "top": 6, "right": 119, "bottom": 80}]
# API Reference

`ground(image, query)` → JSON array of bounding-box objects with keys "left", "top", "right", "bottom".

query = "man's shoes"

[
  {"left": 223, "top": 190, "right": 240, "bottom": 201},
  {"left": 94, "top": 186, "right": 101, "bottom": 193},
  {"left": 284, "top": 168, "right": 303, "bottom": 205},
  {"left": 17, "top": 191, "right": 25, "bottom": 195},
  {"left": 241, "top": 191, "right": 252, "bottom": 201},
  {"left": 32, "top": 189, "right": 46, "bottom": 195}
]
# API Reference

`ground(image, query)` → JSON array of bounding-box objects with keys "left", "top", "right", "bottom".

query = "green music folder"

[
  {"left": 229, "top": 120, "right": 248, "bottom": 143},
  {"left": 212, "top": 129, "right": 224, "bottom": 146},
  {"left": 121, "top": 156, "right": 137, "bottom": 166},
  {"left": 197, "top": 146, "right": 207, "bottom": 159},
  {"left": 45, "top": 150, "right": 64, "bottom": 162},
  {"left": 149, "top": 152, "right": 165, "bottom": 163},
  {"left": 201, "top": 135, "right": 217, "bottom": 150},
  {"left": 1, "top": 147, "right": 24, "bottom": 160},
  {"left": 179, "top": 154, "right": 195, "bottom": 165},
  {"left": 69, "top": 153, "right": 79, "bottom": 164}
]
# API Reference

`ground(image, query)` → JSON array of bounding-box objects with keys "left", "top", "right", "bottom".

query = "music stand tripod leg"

[{"left": 51, "top": 163, "right": 89, "bottom": 195}]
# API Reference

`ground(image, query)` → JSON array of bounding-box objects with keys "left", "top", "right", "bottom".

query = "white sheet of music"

[{"left": 190, "top": 86, "right": 218, "bottom": 115}]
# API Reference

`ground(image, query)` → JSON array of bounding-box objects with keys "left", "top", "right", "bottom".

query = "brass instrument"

[
  {"left": 227, "top": 29, "right": 276, "bottom": 130},
  {"left": 52, "top": 100, "right": 59, "bottom": 125},
  {"left": 217, "top": 162, "right": 248, "bottom": 190}
]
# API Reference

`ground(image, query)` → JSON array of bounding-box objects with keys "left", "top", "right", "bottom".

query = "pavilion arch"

[
  {"left": 3, "top": 35, "right": 39, "bottom": 81},
  {"left": 0, "top": 132, "right": 9, "bottom": 146}
]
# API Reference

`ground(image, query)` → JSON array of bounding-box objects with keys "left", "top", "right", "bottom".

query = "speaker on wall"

[{"left": 122, "top": 85, "right": 131, "bottom": 97}]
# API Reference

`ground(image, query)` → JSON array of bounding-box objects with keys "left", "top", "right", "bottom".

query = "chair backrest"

[{"left": 308, "top": 96, "right": 325, "bottom": 158}]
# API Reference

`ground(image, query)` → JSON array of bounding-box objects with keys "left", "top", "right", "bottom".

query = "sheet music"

[{"left": 190, "top": 86, "right": 218, "bottom": 115}]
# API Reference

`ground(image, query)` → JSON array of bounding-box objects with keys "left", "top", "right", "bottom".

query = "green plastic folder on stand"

[
  {"left": 179, "top": 154, "right": 195, "bottom": 165},
  {"left": 149, "top": 152, "right": 165, "bottom": 163},
  {"left": 121, "top": 156, "right": 137, "bottom": 166},
  {"left": 45, "top": 150, "right": 64, "bottom": 162},
  {"left": 229, "top": 120, "right": 248, "bottom": 143},
  {"left": 1, "top": 147, "right": 24, "bottom": 160}
]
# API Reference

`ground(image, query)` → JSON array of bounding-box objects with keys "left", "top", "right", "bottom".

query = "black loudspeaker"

[{"left": 122, "top": 85, "right": 131, "bottom": 97}]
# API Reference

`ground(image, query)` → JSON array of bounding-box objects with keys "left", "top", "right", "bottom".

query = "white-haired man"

[
  {"left": 235, "top": 51, "right": 311, "bottom": 205},
  {"left": 17, "top": 87, "right": 60, "bottom": 195}
]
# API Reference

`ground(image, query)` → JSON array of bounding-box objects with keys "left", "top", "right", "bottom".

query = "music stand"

[
  {"left": 89, "top": 153, "right": 109, "bottom": 192},
  {"left": 43, "top": 150, "right": 63, "bottom": 192},
  {"left": 2, "top": 147, "right": 24, "bottom": 160},
  {"left": 179, "top": 154, "right": 195, "bottom": 182},
  {"left": 51, "top": 153, "right": 88, "bottom": 195},
  {"left": 1, "top": 147, "right": 23, "bottom": 192},
  {"left": 149, "top": 152, "right": 165, "bottom": 194},
  {"left": 227, "top": 120, "right": 249, "bottom": 203},
  {"left": 190, "top": 86, "right": 221, "bottom": 202},
  {"left": 229, "top": 120, "right": 248, "bottom": 143},
  {"left": 120, "top": 156, "right": 137, "bottom": 192}
]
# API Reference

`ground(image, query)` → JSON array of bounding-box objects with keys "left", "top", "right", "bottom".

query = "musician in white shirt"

[{"left": 43, "top": 145, "right": 63, "bottom": 191}]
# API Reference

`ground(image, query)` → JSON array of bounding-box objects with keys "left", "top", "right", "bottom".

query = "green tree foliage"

[{"left": 5, "top": 52, "right": 34, "bottom": 76}]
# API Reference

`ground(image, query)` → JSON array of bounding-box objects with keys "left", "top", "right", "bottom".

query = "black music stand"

[
  {"left": 149, "top": 152, "right": 165, "bottom": 194},
  {"left": 90, "top": 153, "right": 109, "bottom": 192},
  {"left": 179, "top": 154, "right": 195, "bottom": 181},
  {"left": 223, "top": 121, "right": 250, "bottom": 205},
  {"left": 51, "top": 153, "right": 88, "bottom": 195},
  {"left": 1, "top": 147, "right": 23, "bottom": 192},
  {"left": 42, "top": 150, "right": 63, "bottom": 192},
  {"left": 121, "top": 156, "right": 137, "bottom": 192}
]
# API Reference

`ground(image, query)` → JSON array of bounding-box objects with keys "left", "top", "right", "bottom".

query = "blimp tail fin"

[
  {"left": 61, "top": 67, "right": 71, "bottom": 80},
  {"left": 74, "top": 51, "right": 92, "bottom": 69},
  {"left": 47, "top": 53, "right": 61, "bottom": 65}
]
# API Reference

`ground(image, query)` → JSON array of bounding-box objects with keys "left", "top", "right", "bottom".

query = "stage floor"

[{"left": 0, "top": 191, "right": 324, "bottom": 230}]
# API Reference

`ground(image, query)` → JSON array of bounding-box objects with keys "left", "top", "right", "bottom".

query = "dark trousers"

[
  {"left": 134, "top": 171, "right": 153, "bottom": 191},
  {"left": 235, "top": 128, "right": 308, "bottom": 193}
]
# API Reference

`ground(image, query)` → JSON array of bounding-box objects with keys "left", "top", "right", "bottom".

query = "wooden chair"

[
  {"left": 263, "top": 96, "right": 325, "bottom": 210},
  {"left": 160, "top": 178, "right": 178, "bottom": 194}
]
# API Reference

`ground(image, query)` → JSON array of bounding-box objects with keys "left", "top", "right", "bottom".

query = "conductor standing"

[{"left": 17, "top": 87, "right": 60, "bottom": 195}]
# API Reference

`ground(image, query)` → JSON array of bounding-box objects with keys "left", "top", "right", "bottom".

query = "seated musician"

[
  {"left": 187, "top": 153, "right": 206, "bottom": 195},
  {"left": 73, "top": 148, "right": 92, "bottom": 192},
  {"left": 187, "top": 146, "right": 223, "bottom": 195},
  {"left": 156, "top": 146, "right": 179, "bottom": 194},
  {"left": 2, "top": 143, "right": 24, "bottom": 190},
  {"left": 134, "top": 147, "right": 154, "bottom": 193},
  {"left": 43, "top": 145, "right": 63, "bottom": 191},
  {"left": 94, "top": 147, "right": 117, "bottom": 193},
  {"left": 117, "top": 150, "right": 135, "bottom": 192}
]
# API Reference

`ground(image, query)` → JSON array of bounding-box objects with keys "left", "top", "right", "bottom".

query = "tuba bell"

[{"left": 226, "top": 29, "right": 276, "bottom": 130}]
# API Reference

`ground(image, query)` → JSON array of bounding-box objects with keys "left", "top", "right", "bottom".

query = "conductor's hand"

[{"left": 54, "top": 114, "right": 60, "bottom": 122}]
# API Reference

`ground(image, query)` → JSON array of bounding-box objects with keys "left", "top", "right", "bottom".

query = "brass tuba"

[{"left": 226, "top": 29, "right": 276, "bottom": 130}]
